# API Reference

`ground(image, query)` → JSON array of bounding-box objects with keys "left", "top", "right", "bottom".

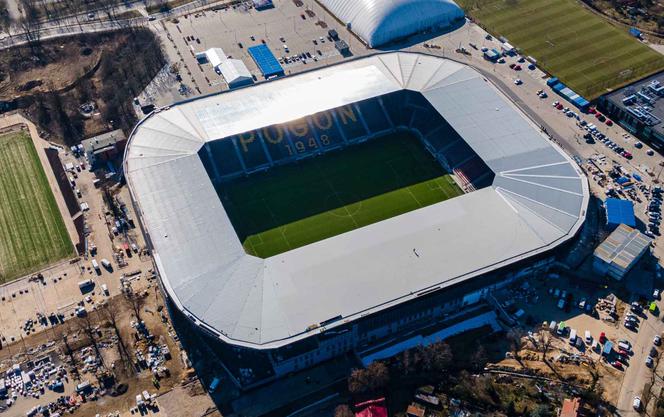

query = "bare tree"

[
  {"left": 101, "top": 302, "right": 138, "bottom": 375},
  {"left": 0, "top": 0, "right": 13, "bottom": 33},
  {"left": 78, "top": 313, "right": 106, "bottom": 370},
  {"left": 18, "top": 0, "right": 42, "bottom": 55},
  {"left": 334, "top": 405, "right": 354, "bottom": 417},
  {"left": 348, "top": 362, "right": 390, "bottom": 395}
]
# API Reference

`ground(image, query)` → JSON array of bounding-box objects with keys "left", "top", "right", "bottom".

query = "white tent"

[
  {"left": 218, "top": 59, "right": 253, "bottom": 89},
  {"left": 204, "top": 48, "right": 226, "bottom": 68},
  {"left": 320, "top": 0, "right": 464, "bottom": 47}
]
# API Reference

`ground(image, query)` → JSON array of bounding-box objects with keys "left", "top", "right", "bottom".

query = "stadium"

[{"left": 124, "top": 52, "right": 589, "bottom": 386}]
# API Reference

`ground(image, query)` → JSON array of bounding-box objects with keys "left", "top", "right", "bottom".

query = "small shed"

[{"left": 605, "top": 198, "right": 636, "bottom": 228}]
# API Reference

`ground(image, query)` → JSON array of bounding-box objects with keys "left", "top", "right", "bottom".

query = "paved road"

[{"left": 0, "top": 0, "right": 219, "bottom": 49}]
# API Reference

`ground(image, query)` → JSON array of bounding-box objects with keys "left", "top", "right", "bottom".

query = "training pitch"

[
  {"left": 217, "top": 132, "right": 463, "bottom": 258},
  {"left": 0, "top": 131, "right": 72, "bottom": 282},
  {"left": 457, "top": 0, "right": 664, "bottom": 99}
]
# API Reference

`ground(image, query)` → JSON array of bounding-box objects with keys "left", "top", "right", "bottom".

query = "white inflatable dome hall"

[{"left": 321, "top": 0, "right": 465, "bottom": 47}]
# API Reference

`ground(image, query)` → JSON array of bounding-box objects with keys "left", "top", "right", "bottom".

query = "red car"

[
  {"left": 588, "top": 107, "right": 597, "bottom": 114},
  {"left": 599, "top": 332, "right": 606, "bottom": 343},
  {"left": 606, "top": 119, "right": 613, "bottom": 126},
  {"left": 514, "top": 65, "right": 522, "bottom": 71},
  {"left": 611, "top": 361, "right": 624, "bottom": 370},
  {"left": 509, "top": 63, "right": 516, "bottom": 69},
  {"left": 556, "top": 103, "right": 564, "bottom": 110},
  {"left": 619, "top": 349, "right": 629, "bottom": 357},
  {"left": 623, "top": 151, "right": 633, "bottom": 159}
]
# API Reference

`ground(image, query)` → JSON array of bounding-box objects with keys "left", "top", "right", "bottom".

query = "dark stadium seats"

[
  {"left": 199, "top": 90, "right": 494, "bottom": 192},
  {"left": 335, "top": 104, "right": 369, "bottom": 142},
  {"left": 307, "top": 112, "right": 346, "bottom": 149},
  {"left": 260, "top": 125, "right": 296, "bottom": 163},
  {"left": 202, "top": 139, "right": 244, "bottom": 179},
  {"left": 232, "top": 132, "right": 271, "bottom": 171},
  {"left": 357, "top": 98, "right": 392, "bottom": 134},
  {"left": 454, "top": 156, "right": 494, "bottom": 191}
]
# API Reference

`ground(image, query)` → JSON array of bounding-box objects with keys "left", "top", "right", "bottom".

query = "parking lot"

[{"left": 152, "top": 0, "right": 357, "bottom": 103}]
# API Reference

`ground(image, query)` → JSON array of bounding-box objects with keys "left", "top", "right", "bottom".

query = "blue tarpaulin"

[
  {"left": 603, "top": 340, "right": 613, "bottom": 356},
  {"left": 248, "top": 45, "right": 284, "bottom": 78},
  {"left": 616, "top": 177, "right": 630, "bottom": 184},
  {"left": 633, "top": 173, "right": 642, "bottom": 182},
  {"left": 605, "top": 198, "right": 636, "bottom": 228},
  {"left": 546, "top": 77, "right": 590, "bottom": 111},
  {"left": 629, "top": 27, "right": 642, "bottom": 38}
]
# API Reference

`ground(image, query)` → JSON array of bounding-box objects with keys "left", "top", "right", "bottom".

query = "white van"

[
  {"left": 549, "top": 320, "right": 557, "bottom": 332},
  {"left": 585, "top": 330, "right": 592, "bottom": 344},
  {"left": 569, "top": 329, "right": 577, "bottom": 345},
  {"left": 91, "top": 259, "right": 100, "bottom": 271},
  {"left": 101, "top": 284, "right": 109, "bottom": 296}
]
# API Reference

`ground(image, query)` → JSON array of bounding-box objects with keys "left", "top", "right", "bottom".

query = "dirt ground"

[{"left": 0, "top": 37, "right": 105, "bottom": 99}]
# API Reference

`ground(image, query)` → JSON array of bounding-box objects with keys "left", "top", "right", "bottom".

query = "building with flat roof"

[
  {"left": 81, "top": 129, "right": 127, "bottom": 169},
  {"left": 599, "top": 71, "right": 664, "bottom": 147},
  {"left": 593, "top": 224, "right": 652, "bottom": 280},
  {"left": 125, "top": 52, "right": 588, "bottom": 387}
]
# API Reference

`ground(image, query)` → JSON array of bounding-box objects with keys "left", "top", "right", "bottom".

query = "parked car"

[
  {"left": 655, "top": 335, "right": 662, "bottom": 346},
  {"left": 654, "top": 289, "right": 661, "bottom": 300}
]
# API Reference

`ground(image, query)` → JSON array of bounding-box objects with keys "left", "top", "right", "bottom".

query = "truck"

[
  {"left": 101, "top": 259, "right": 112, "bottom": 270},
  {"left": 78, "top": 279, "right": 94, "bottom": 293}
]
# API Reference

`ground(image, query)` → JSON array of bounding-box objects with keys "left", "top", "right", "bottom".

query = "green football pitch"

[
  {"left": 217, "top": 132, "right": 463, "bottom": 258},
  {"left": 0, "top": 131, "right": 73, "bottom": 283},
  {"left": 456, "top": 0, "right": 664, "bottom": 99}
]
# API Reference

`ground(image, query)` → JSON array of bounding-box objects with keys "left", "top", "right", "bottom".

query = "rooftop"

[
  {"left": 605, "top": 198, "right": 635, "bottom": 227},
  {"left": 594, "top": 224, "right": 652, "bottom": 269},
  {"left": 82, "top": 129, "right": 126, "bottom": 155},
  {"left": 124, "top": 52, "right": 588, "bottom": 349},
  {"left": 604, "top": 71, "right": 664, "bottom": 138}
]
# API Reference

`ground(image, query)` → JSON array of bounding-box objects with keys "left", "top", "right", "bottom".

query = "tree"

[
  {"left": 470, "top": 343, "right": 488, "bottom": 372},
  {"left": 100, "top": 301, "right": 138, "bottom": 375},
  {"left": 0, "top": 0, "right": 12, "bottom": 33},
  {"left": 18, "top": 0, "right": 42, "bottom": 55},
  {"left": 421, "top": 341, "right": 453, "bottom": 374},
  {"left": 348, "top": 362, "right": 390, "bottom": 395},
  {"left": 334, "top": 405, "right": 354, "bottom": 417},
  {"left": 507, "top": 328, "right": 525, "bottom": 362}
]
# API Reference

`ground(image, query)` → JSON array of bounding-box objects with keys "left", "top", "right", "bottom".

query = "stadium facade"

[{"left": 125, "top": 52, "right": 589, "bottom": 387}]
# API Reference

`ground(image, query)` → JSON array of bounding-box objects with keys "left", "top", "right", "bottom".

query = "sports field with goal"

[
  {"left": 217, "top": 132, "right": 463, "bottom": 258},
  {"left": 457, "top": 0, "right": 664, "bottom": 99},
  {"left": 0, "top": 131, "right": 73, "bottom": 282}
]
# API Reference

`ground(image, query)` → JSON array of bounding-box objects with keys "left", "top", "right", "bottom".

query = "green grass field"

[
  {"left": 0, "top": 131, "right": 73, "bottom": 282},
  {"left": 457, "top": 0, "right": 664, "bottom": 99},
  {"left": 217, "top": 132, "right": 463, "bottom": 258}
]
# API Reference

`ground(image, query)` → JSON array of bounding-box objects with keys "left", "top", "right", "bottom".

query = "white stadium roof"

[
  {"left": 125, "top": 52, "right": 588, "bottom": 349},
  {"left": 320, "top": 0, "right": 464, "bottom": 47}
]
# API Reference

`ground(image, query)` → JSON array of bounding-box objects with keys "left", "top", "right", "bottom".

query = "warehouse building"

[
  {"left": 593, "top": 224, "right": 652, "bottom": 280},
  {"left": 599, "top": 71, "right": 664, "bottom": 148}
]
